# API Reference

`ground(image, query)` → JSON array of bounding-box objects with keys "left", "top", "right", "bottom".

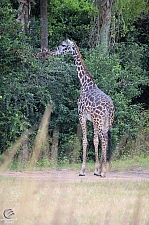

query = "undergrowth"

[{"left": 8, "top": 153, "right": 149, "bottom": 172}]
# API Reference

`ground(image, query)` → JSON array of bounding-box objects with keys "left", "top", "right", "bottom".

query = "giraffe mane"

[{"left": 73, "top": 42, "right": 94, "bottom": 80}]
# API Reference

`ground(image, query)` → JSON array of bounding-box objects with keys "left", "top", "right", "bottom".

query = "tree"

[
  {"left": 89, "top": 0, "right": 113, "bottom": 51},
  {"left": 40, "top": 0, "right": 48, "bottom": 49},
  {"left": 89, "top": 0, "right": 149, "bottom": 49},
  {"left": 98, "top": 0, "right": 113, "bottom": 52},
  {"left": 16, "top": 0, "right": 36, "bottom": 32}
]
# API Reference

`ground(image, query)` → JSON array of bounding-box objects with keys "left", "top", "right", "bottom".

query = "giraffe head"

[{"left": 53, "top": 39, "right": 74, "bottom": 56}]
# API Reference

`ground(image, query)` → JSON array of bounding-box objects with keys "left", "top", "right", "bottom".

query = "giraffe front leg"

[
  {"left": 79, "top": 136, "right": 87, "bottom": 176},
  {"left": 79, "top": 119, "right": 87, "bottom": 176}
]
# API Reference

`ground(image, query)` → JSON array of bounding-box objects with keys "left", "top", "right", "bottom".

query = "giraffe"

[{"left": 53, "top": 39, "right": 114, "bottom": 177}]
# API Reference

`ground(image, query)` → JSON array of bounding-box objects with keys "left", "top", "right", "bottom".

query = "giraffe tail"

[{"left": 107, "top": 130, "right": 112, "bottom": 162}]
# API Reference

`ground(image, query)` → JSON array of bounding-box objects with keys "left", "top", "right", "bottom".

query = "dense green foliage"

[
  {"left": 28, "top": 0, "right": 96, "bottom": 48},
  {"left": 48, "top": 0, "right": 96, "bottom": 47},
  {"left": 114, "top": 0, "right": 149, "bottom": 39},
  {"left": 0, "top": 0, "right": 149, "bottom": 163},
  {"left": 0, "top": 1, "right": 51, "bottom": 151}
]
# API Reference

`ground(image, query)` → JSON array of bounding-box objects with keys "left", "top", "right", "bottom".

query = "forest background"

[{"left": 0, "top": 0, "right": 149, "bottom": 167}]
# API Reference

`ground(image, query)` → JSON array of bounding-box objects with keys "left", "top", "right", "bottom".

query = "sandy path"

[{"left": 2, "top": 168, "right": 149, "bottom": 183}]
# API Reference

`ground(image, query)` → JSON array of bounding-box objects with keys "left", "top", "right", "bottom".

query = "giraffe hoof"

[
  {"left": 79, "top": 173, "right": 85, "bottom": 176},
  {"left": 94, "top": 173, "right": 100, "bottom": 176},
  {"left": 100, "top": 172, "right": 106, "bottom": 178}
]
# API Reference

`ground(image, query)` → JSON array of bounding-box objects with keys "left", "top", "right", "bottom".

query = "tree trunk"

[
  {"left": 99, "top": 0, "right": 113, "bottom": 52},
  {"left": 16, "top": 0, "right": 35, "bottom": 32},
  {"left": 40, "top": 0, "right": 48, "bottom": 49},
  {"left": 51, "top": 126, "right": 59, "bottom": 163},
  {"left": 89, "top": 0, "right": 113, "bottom": 51}
]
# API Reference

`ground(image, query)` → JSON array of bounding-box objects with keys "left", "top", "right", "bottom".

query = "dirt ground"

[{"left": 1, "top": 167, "right": 149, "bottom": 183}]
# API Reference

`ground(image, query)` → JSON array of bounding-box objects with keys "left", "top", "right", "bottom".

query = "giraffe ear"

[
  {"left": 66, "top": 38, "right": 70, "bottom": 43},
  {"left": 66, "top": 39, "right": 73, "bottom": 45}
]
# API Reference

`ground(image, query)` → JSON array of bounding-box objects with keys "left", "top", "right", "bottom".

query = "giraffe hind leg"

[
  {"left": 99, "top": 133, "right": 108, "bottom": 177},
  {"left": 99, "top": 115, "right": 110, "bottom": 177},
  {"left": 93, "top": 127, "right": 100, "bottom": 176}
]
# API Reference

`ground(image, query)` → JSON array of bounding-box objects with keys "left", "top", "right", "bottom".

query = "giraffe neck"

[{"left": 72, "top": 43, "right": 95, "bottom": 91}]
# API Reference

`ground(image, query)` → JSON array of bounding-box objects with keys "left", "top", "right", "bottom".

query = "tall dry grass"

[{"left": 0, "top": 177, "right": 149, "bottom": 225}]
